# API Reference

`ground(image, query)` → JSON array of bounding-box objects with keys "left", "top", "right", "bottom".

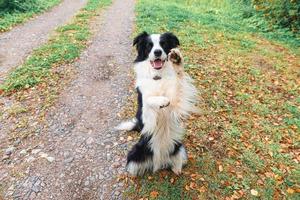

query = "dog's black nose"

[{"left": 154, "top": 49, "right": 162, "bottom": 57}]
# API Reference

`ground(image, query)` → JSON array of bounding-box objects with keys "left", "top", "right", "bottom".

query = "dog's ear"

[
  {"left": 133, "top": 31, "right": 149, "bottom": 47},
  {"left": 162, "top": 32, "right": 180, "bottom": 47}
]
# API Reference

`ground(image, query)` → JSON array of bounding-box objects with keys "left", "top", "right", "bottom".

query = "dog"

[{"left": 116, "top": 32, "right": 198, "bottom": 176}]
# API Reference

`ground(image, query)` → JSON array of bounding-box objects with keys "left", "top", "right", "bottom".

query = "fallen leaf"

[
  {"left": 287, "top": 188, "right": 295, "bottom": 194},
  {"left": 250, "top": 189, "right": 258, "bottom": 196},
  {"left": 198, "top": 186, "right": 206, "bottom": 193},
  {"left": 218, "top": 165, "right": 223, "bottom": 172},
  {"left": 185, "top": 185, "right": 190, "bottom": 191},
  {"left": 150, "top": 191, "right": 159, "bottom": 198},
  {"left": 170, "top": 178, "right": 175, "bottom": 183},
  {"left": 189, "top": 182, "right": 197, "bottom": 189},
  {"left": 190, "top": 173, "right": 197, "bottom": 178}
]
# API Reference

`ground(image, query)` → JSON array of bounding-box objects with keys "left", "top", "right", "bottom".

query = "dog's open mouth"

[{"left": 150, "top": 59, "right": 165, "bottom": 70}]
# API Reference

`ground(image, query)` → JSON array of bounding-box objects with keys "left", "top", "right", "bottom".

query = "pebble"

[
  {"left": 32, "top": 149, "right": 42, "bottom": 154},
  {"left": 39, "top": 152, "right": 48, "bottom": 158},
  {"left": 112, "top": 162, "right": 121, "bottom": 168},
  {"left": 5, "top": 146, "right": 16, "bottom": 155},
  {"left": 2, "top": 155, "right": 10, "bottom": 161},
  {"left": 14, "top": 139, "right": 21, "bottom": 146},
  {"left": 106, "top": 153, "right": 111, "bottom": 161},
  {"left": 84, "top": 180, "right": 89, "bottom": 186},
  {"left": 19, "top": 149, "right": 27, "bottom": 155},
  {"left": 63, "top": 151, "right": 70, "bottom": 158},
  {"left": 32, "top": 180, "right": 41, "bottom": 193},
  {"left": 46, "top": 157, "right": 55, "bottom": 163},
  {"left": 98, "top": 174, "right": 105, "bottom": 180},
  {"left": 86, "top": 137, "right": 94, "bottom": 145},
  {"left": 26, "top": 156, "right": 35, "bottom": 163},
  {"left": 64, "top": 157, "right": 74, "bottom": 163}
]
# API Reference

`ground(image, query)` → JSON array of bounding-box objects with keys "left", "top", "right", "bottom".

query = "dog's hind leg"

[
  {"left": 126, "top": 135, "right": 153, "bottom": 176},
  {"left": 170, "top": 145, "right": 187, "bottom": 175}
]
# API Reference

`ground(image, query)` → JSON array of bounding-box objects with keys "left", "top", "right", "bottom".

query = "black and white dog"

[{"left": 117, "top": 32, "right": 198, "bottom": 176}]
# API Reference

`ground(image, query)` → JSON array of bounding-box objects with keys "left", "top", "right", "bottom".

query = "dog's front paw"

[
  {"left": 159, "top": 97, "right": 170, "bottom": 108},
  {"left": 146, "top": 96, "right": 170, "bottom": 109},
  {"left": 168, "top": 48, "right": 183, "bottom": 65}
]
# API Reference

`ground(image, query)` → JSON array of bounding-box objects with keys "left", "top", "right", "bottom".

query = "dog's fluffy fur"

[{"left": 116, "top": 32, "right": 198, "bottom": 176}]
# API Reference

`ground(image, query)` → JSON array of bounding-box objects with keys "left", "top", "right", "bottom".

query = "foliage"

[
  {"left": 0, "top": 0, "right": 40, "bottom": 13},
  {"left": 249, "top": 0, "right": 300, "bottom": 33},
  {"left": 123, "top": 0, "right": 300, "bottom": 199},
  {"left": 0, "top": 0, "right": 61, "bottom": 32}
]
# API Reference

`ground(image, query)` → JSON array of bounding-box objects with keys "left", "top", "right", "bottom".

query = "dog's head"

[{"left": 133, "top": 32, "right": 180, "bottom": 70}]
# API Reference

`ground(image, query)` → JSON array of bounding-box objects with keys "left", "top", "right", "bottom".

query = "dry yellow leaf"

[
  {"left": 287, "top": 188, "right": 295, "bottom": 194},
  {"left": 185, "top": 185, "right": 190, "bottom": 191},
  {"left": 150, "top": 191, "right": 159, "bottom": 198},
  {"left": 250, "top": 189, "right": 258, "bottom": 196},
  {"left": 218, "top": 165, "right": 223, "bottom": 172}
]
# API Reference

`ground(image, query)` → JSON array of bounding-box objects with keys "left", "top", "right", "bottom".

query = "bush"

[
  {"left": 0, "top": 0, "right": 40, "bottom": 13},
  {"left": 242, "top": 0, "right": 300, "bottom": 33}
]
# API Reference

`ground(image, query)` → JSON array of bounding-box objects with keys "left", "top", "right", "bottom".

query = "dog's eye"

[
  {"left": 146, "top": 42, "right": 153, "bottom": 52},
  {"left": 147, "top": 42, "right": 153, "bottom": 48},
  {"left": 160, "top": 41, "right": 165, "bottom": 47}
]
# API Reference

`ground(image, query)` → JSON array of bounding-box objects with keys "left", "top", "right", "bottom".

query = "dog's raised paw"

[{"left": 168, "top": 48, "right": 182, "bottom": 64}]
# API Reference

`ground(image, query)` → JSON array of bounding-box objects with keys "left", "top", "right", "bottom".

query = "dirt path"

[
  {"left": 0, "top": 0, "right": 87, "bottom": 82},
  {"left": 1, "top": 0, "right": 135, "bottom": 199}
]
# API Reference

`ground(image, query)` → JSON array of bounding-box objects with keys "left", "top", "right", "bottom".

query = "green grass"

[
  {"left": 0, "top": 0, "right": 61, "bottom": 32},
  {"left": 135, "top": 0, "right": 300, "bottom": 51},
  {"left": 0, "top": 0, "right": 112, "bottom": 92},
  {"left": 124, "top": 0, "right": 300, "bottom": 199}
]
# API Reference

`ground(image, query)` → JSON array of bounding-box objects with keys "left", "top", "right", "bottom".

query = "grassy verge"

[
  {"left": 123, "top": 0, "right": 300, "bottom": 199},
  {"left": 0, "top": 0, "right": 61, "bottom": 32},
  {"left": 0, "top": 0, "right": 111, "bottom": 93}
]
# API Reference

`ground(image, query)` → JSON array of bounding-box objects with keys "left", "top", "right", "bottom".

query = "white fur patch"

[
  {"left": 127, "top": 159, "right": 153, "bottom": 176},
  {"left": 115, "top": 118, "right": 137, "bottom": 131},
  {"left": 170, "top": 146, "right": 188, "bottom": 175},
  {"left": 149, "top": 34, "right": 167, "bottom": 62}
]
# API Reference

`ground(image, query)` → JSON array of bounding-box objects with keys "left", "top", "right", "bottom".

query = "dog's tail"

[{"left": 115, "top": 118, "right": 138, "bottom": 131}]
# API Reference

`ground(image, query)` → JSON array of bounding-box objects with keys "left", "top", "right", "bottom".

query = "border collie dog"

[{"left": 117, "top": 32, "right": 198, "bottom": 176}]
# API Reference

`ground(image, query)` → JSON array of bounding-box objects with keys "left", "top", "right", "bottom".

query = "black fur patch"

[
  {"left": 133, "top": 31, "right": 152, "bottom": 62},
  {"left": 127, "top": 135, "right": 153, "bottom": 163},
  {"left": 159, "top": 32, "right": 180, "bottom": 55},
  {"left": 133, "top": 87, "right": 144, "bottom": 132},
  {"left": 171, "top": 141, "right": 182, "bottom": 156}
]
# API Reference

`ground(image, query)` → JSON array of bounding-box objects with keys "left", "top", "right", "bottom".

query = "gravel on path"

[{"left": 1, "top": 0, "right": 135, "bottom": 199}]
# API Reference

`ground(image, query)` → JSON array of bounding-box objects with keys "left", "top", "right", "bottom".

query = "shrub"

[
  {"left": 241, "top": 0, "right": 300, "bottom": 33},
  {"left": 0, "top": 0, "right": 40, "bottom": 13}
]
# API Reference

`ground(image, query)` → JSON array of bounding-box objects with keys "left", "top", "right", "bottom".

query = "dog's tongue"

[{"left": 153, "top": 59, "right": 163, "bottom": 69}]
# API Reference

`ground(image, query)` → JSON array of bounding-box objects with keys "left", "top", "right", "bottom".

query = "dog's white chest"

[{"left": 137, "top": 78, "right": 177, "bottom": 99}]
